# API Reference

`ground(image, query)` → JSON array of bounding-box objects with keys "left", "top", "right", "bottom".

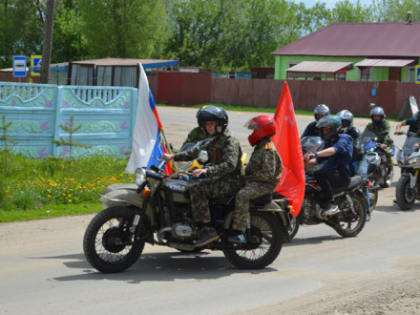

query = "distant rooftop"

[{"left": 272, "top": 22, "right": 420, "bottom": 58}]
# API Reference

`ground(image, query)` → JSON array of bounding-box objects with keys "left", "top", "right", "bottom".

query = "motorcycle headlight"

[{"left": 135, "top": 168, "right": 146, "bottom": 187}]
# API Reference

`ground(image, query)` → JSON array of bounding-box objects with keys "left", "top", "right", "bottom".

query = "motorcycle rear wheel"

[
  {"left": 83, "top": 206, "right": 145, "bottom": 273},
  {"left": 223, "top": 212, "right": 283, "bottom": 269},
  {"left": 396, "top": 174, "right": 416, "bottom": 210},
  {"left": 332, "top": 193, "right": 366, "bottom": 238}
]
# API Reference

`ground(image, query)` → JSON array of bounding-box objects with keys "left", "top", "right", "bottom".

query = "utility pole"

[{"left": 40, "top": 0, "right": 56, "bottom": 84}]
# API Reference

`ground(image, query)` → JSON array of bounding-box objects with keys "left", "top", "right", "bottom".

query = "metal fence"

[{"left": 0, "top": 82, "right": 138, "bottom": 158}]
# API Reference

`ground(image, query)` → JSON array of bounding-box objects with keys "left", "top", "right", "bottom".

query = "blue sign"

[
  {"left": 31, "top": 55, "right": 42, "bottom": 76},
  {"left": 416, "top": 65, "right": 420, "bottom": 85},
  {"left": 13, "top": 56, "right": 27, "bottom": 78}
]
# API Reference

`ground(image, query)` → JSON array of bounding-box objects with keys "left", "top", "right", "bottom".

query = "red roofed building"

[{"left": 272, "top": 22, "right": 420, "bottom": 82}]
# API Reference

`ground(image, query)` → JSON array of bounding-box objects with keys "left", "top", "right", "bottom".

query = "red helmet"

[{"left": 246, "top": 115, "right": 277, "bottom": 146}]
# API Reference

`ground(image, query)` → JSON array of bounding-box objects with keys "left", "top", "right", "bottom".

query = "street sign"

[
  {"left": 31, "top": 55, "right": 42, "bottom": 76},
  {"left": 13, "top": 56, "right": 27, "bottom": 78},
  {"left": 416, "top": 65, "right": 420, "bottom": 84}
]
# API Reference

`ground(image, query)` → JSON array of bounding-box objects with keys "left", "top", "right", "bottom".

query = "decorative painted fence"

[{"left": 0, "top": 82, "right": 138, "bottom": 158}]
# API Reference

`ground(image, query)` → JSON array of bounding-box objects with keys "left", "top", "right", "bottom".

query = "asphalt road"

[{"left": 1, "top": 107, "right": 419, "bottom": 315}]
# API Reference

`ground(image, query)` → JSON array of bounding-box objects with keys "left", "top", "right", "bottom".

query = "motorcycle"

[
  {"left": 287, "top": 136, "right": 367, "bottom": 240},
  {"left": 83, "top": 151, "right": 290, "bottom": 273},
  {"left": 359, "top": 130, "right": 394, "bottom": 190},
  {"left": 395, "top": 131, "right": 420, "bottom": 210}
]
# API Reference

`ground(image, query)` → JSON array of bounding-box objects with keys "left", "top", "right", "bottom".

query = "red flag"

[{"left": 271, "top": 82, "right": 305, "bottom": 217}]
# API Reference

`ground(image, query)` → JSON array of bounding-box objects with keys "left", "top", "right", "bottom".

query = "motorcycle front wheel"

[
  {"left": 332, "top": 193, "right": 366, "bottom": 238},
  {"left": 396, "top": 174, "right": 416, "bottom": 210},
  {"left": 223, "top": 212, "right": 283, "bottom": 269},
  {"left": 83, "top": 206, "right": 145, "bottom": 273},
  {"left": 287, "top": 213, "right": 299, "bottom": 240}
]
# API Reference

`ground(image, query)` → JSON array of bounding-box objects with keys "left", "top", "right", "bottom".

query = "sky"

[{"left": 295, "top": 0, "right": 372, "bottom": 8}]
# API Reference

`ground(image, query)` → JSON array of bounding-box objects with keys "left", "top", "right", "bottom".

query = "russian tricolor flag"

[{"left": 125, "top": 63, "right": 172, "bottom": 174}]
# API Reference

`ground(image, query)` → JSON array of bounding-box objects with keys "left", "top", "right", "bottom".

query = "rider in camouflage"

[
  {"left": 180, "top": 107, "right": 211, "bottom": 150},
  {"left": 363, "top": 106, "right": 393, "bottom": 186},
  {"left": 163, "top": 106, "right": 243, "bottom": 247},
  {"left": 228, "top": 115, "right": 283, "bottom": 244}
]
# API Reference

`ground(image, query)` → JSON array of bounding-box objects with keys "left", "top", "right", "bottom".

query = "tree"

[
  {"left": 40, "top": 0, "right": 57, "bottom": 83},
  {"left": 328, "top": 0, "right": 373, "bottom": 23},
  {"left": 0, "top": 0, "right": 44, "bottom": 69},
  {"left": 79, "top": 0, "right": 167, "bottom": 58},
  {"left": 372, "top": 0, "right": 420, "bottom": 22}
]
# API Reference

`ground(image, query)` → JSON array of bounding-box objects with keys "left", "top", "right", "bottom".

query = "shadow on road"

[
  {"left": 33, "top": 251, "right": 277, "bottom": 284},
  {"left": 284, "top": 235, "right": 341, "bottom": 247}
]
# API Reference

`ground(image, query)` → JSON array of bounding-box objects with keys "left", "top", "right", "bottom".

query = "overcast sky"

[{"left": 295, "top": 0, "right": 372, "bottom": 8}]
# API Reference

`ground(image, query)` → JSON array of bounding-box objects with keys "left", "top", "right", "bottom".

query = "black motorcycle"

[
  {"left": 395, "top": 131, "right": 420, "bottom": 210},
  {"left": 83, "top": 152, "right": 290, "bottom": 273},
  {"left": 287, "top": 136, "right": 367, "bottom": 240}
]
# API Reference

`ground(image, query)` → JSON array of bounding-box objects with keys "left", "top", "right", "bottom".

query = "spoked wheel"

[
  {"left": 332, "top": 193, "right": 366, "bottom": 238},
  {"left": 223, "top": 212, "right": 283, "bottom": 269},
  {"left": 396, "top": 174, "right": 416, "bottom": 210},
  {"left": 287, "top": 213, "right": 299, "bottom": 240},
  {"left": 83, "top": 207, "right": 145, "bottom": 273}
]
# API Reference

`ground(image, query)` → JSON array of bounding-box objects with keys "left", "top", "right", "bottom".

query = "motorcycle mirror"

[{"left": 198, "top": 150, "right": 209, "bottom": 163}]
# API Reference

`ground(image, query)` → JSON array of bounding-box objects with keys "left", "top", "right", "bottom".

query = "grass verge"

[{"left": 0, "top": 202, "right": 102, "bottom": 223}]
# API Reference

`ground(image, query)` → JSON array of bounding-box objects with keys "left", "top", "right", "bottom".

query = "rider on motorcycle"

[
  {"left": 163, "top": 105, "right": 243, "bottom": 247},
  {"left": 395, "top": 111, "right": 420, "bottom": 136},
  {"left": 181, "top": 106, "right": 211, "bottom": 150},
  {"left": 301, "top": 104, "right": 330, "bottom": 138},
  {"left": 229, "top": 115, "right": 283, "bottom": 244},
  {"left": 305, "top": 115, "right": 353, "bottom": 216},
  {"left": 364, "top": 106, "right": 393, "bottom": 184},
  {"left": 338, "top": 109, "right": 371, "bottom": 220}
]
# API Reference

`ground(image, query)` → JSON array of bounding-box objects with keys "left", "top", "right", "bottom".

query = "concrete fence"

[{"left": 0, "top": 82, "right": 138, "bottom": 158}]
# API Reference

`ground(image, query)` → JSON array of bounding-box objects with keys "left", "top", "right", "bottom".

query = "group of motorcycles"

[{"left": 82, "top": 126, "right": 419, "bottom": 274}]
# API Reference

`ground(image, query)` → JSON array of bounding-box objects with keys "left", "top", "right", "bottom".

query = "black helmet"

[
  {"left": 370, "top": 106, "right": 385, "bottom": 124},
  {"left": 196, "top": 105, "right": 228, "bottom": 134},
  {"left": 337, "top": 109, "right": 354, "bottom": 132},
  {"left": 314, "top": 104, "right": 330, "bottom": 121},
  {"left": 316, "top": 115, "right": 341, "bottom": 141}
]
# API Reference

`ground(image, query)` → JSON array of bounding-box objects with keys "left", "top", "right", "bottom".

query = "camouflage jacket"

[
  {"left": 245, "top": 140, "right": 283, "bottom": 185},
  {"left": 174, "top": 129, "right": 243, "bottom": 178},
  {"left": 181, "top": 127, "right": 208, "bottom": 149},
  {"left": 364, "top": 120, "right": 391, "bottom": 144}
]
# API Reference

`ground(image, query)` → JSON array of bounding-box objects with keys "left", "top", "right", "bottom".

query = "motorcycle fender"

[
  {"left": 103, "top": 183, "right": 137, "bottom": 194},
  {"left": 99, "top": 188, "right": 144, "bottom": 209},
  {"left": 223, "top": 202, "right": 290, "bottom": 233}
]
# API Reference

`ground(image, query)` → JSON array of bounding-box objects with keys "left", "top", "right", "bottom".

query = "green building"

[{"left": 272, "top": 22, "right": 420, "bottom": 82}]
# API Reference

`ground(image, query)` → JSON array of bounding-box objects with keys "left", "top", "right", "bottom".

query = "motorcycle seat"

[{"left": 345, "top": 175, "right": 362, "bottom": 190}]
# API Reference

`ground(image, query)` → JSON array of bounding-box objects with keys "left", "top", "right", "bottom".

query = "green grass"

[
  {"left": 158, "top": 103, "right": 402, "bottom": 120},
  {"left": 0, "top": 202, "right": 102, "bottom": 223},
  {"left": 0, "top": 152, "right": 133, "bottom": 222}
]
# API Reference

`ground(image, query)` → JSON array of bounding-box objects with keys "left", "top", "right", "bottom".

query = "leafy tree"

[
  {"left": 328, "top": 0, "right": 373, "bottom": 23},
  {"left": 372, "top": 0, "right": 420, "bottom": 22},
  {"left": 78, "top": 0, "right": 167, "bottom": 58},
  {"left": 0, "top": 0, "right": 44, "bottom": 69},
  {"left": 52, "top": 0, "right": 88, "bottom": 63}
]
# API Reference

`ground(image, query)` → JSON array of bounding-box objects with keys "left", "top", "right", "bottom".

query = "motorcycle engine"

[{"left": 171, "top": 223, "right": 193, "bottom": 239}]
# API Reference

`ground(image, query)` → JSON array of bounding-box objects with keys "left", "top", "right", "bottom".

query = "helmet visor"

[{"left": 244, "top": 118, "right": 260, "bottom": 130}]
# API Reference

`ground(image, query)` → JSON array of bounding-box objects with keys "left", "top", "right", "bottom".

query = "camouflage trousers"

[
  {"left": 189, "top": 176, "right": 243, "bottom": 224},
  {"left": 232, "top": 181, "right": 275, "bottom": 232}
]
